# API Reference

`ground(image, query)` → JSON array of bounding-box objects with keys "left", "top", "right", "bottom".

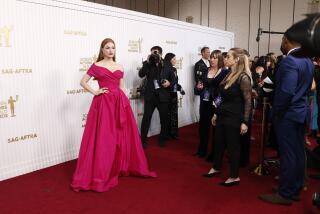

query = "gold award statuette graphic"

[
  {"left": 128, "top": 38, "right": 143, "bottom": 53},
  {"left": 178, "top": 96, "right": 183, "bottom": 108},
  {"left": 175, "top": 57, "right": 183, "bottom": 70},
  {"left": 0, "top": 95, "right": 18, "bottom": 118},
  {"left": 82, "top": 113, "right": 87, "bottom": 128},
  {"left": 8, "top": 133, "right": 38, "bottom": 143},
  {"left": 0, "top": 26, "right": 13, "bottom": 47},
  {"left": 79, "top": 55, "right": 97, "bottom": 72}
]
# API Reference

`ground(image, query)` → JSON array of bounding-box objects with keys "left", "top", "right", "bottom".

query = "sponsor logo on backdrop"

[
  {"left": 1, "top": 68, "right": 32, "bottom": 74},
  {"left": 165, "top": 40, "right": 177, "bottom": 45},
  {"left": 0, "top": 25, "right": 13, "bottom": 47},
  {"left": 66, "top": 89, "right": 88, "bottom": 95},
  {"left": 174, "top": 57, "right": 183, "bottom": 70},
  {"left": 0, "top": 95, "right": 18, "bottom": 119},
  {"left": 82, "top": 113, "right": 87, "bottom": 128},
  {"left": 198, "top": 47, "right": 202, "bottom": 55},
  {"left": 8, "top": 133, "right": 38, "bottom": 143},
  {"left": 64, "top": 30, "right": 87, "bottom": 36},
  {"left": 218, "top": 47, "right": 226, "bottom": 50},
  {"left": 128, "top": 38, "right": 143, "bottom": 53},
  {"left": 79, "top": 55, "right": 97, "bottom": 72}
]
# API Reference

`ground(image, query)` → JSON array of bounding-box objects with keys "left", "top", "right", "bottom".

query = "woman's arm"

[
  {"left": 80, "top": 74, "right": 108, "bottom": 95},
  {"left": 120, "top": 78, "right": 126, "bottom": 94},
  {"left": 240, "top": 74, "right": 252, "bottom": 126}
]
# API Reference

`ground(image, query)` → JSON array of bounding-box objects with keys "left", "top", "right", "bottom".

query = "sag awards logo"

[
  {"left": 0, "top": 25, "right": 13, "bottom": 47},
  {"left": 0, "top": 95, "right": 18, "bottom": 119},
  {"left": 8, "top": 133, "right": 38, "bottom": 143},
  {"left": 66, "top": 89, "right": 88, "bottom": 95},
  {"left": 82, "top": 113, "right": 87, "bottom": 128},
  {"left": 79, "top": 55, "right": 97, "bottom": 72},
  {"left": 128, "top": 38, "right": 143, "bottom": 53},
  {"left": 1, "top": 68, "right": 32, "bottom": 75},
  {"left": 174, "top": 57, "right": 183, "bottom": 70},
  {"left": 64, "top": 30, "right": 87, "bottom": 36}
]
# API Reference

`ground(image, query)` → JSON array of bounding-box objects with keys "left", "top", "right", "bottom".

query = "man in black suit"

[
  {"left": 194, "top": 47, "right": 210, "bottom": 157},
  {"left": 194, "top": 46, "right": 210, "bottom": 84},
  {"left": 139, "top": 46, "right": 171, "bottom": 148}
]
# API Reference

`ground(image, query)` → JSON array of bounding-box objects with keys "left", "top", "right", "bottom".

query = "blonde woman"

[{"left": 204, "top": 48, "right": 252, "bottom": 186}]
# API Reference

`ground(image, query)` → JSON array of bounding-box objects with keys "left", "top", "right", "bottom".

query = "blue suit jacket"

[{"left": 273, "top": 49, "right": 314, "bottom": 123}]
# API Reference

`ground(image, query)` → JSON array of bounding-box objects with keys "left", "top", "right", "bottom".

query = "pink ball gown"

[{"left": 71, "top": 64, "right": 157, "bottom": 192}]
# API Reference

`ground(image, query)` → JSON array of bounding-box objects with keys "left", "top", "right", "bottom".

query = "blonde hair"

[
  {"left": 96, "top": 38, "right": 116, "bottom": 62},
  {"left": 224, "top": 48, "right": 252, "bottom": 89}
]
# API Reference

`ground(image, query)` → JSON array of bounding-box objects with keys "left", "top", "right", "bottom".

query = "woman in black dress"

[{"left": 204, "top": 48, "right": 252, "bottom": 186}]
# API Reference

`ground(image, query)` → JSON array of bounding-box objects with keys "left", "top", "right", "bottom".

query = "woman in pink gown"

[{"left": 71, "top": 38, "right": 157, "bottom": 192}]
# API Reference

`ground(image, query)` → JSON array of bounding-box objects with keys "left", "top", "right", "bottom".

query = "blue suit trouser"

[{"left": 274, "top": 118, "right": 305, "bottom": 199}]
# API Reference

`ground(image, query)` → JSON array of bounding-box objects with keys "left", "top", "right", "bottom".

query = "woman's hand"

[
  {"left": 162, "top": 80, "right": 170, "bottom": 88},
  {"left": 240, "top": 123, "right": 248, "bottom": 135},
  {"left": 94, "top": 87, "right": 109, "bottom": 96},
  {"left": 211, "top": 114, "right": 217, "bottom": 126},
  {"left": 197, "top": 82, "right": 204, "bottom": 90}
]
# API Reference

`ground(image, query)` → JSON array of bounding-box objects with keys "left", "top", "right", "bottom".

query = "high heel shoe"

[
  {"left": 202, "top": 171, "right": 220, "bottom": 177},
  {"left": 219, "top": 180, "right": 240, "bottom": 187}
]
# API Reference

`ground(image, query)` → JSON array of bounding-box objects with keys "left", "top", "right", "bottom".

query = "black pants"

[
  {"left": 140, "top": 96, "right": 169, "bottom": 143},
  {"left": 213, "top": 123, "right": 240, "bottom": 178},
  {"left": 197, "top": 101, "right": 214, "bottom": 156},
  {"left": 168, "top": 93, "right": 178, "bottom": 137}
]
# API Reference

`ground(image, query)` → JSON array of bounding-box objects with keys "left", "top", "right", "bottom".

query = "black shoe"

[
  {"left": 159, "top": 140, "right": 166, "bottom": 147},
  {"left": 271, "top": 187, "right": 300, "bottom": 201},
  {"left": 219, "top": 180, "right": 240, "bottom": 187},
  {"left": 202, "top": 171, "right": 220, "bottom": 177},
  {"left": 205, "top": 154, "right": 214, "bottom": 162},
  {"left": 142, "top": 142, "right": 148, "bottom": 149},
  {"left": 193, "top": 152, "right": 206, "bottom": 157},
  {"left": 171, "top": 135, "right": 179, "bottom": 140}
]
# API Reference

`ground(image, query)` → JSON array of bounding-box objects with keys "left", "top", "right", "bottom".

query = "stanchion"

[{"left": 252, "top": 97, "right": 279, "bottom": 176}]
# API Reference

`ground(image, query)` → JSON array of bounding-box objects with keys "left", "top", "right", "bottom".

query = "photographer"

[{"left": 139, "top": 46, "right": 170, "bottom": 148}]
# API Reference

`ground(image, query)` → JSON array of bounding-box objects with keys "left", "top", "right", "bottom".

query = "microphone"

[{"left": 256, "top": 28, "right": 262, "bottom": 42}]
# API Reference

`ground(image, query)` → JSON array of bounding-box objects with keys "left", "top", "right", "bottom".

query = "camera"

[
  {"left": 176, "top": 84, "right": 185, "bottom": 95},
  {"left": 148, "top": 52, "right": 160, "bottom": 65},
  {"left": 312, "top": 192, "right": 320, "bottom": 209},
  {"left": 286, "top": 13, "right": 320, "bottom": 56}
]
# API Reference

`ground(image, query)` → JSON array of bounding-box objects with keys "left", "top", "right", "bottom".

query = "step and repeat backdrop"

[{"left": 0, "top": 0, "right": 233, "bottom": 180}]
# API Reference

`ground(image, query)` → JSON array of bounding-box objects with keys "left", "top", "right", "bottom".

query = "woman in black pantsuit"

[
  {"left": 204, "top": 48, "right": 252, "bottom": 186},
  {"left": 194, "top": 50, "right": 229, "bottom": 158}
]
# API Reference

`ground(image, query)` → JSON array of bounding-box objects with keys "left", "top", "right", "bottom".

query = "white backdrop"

[{"left": 0, "top": 0, "right": 234, "bottom": 181}]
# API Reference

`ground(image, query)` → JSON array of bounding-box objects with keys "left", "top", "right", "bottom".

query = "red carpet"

[{"left": 0, "top": 122, "right": 319, "bottom": 214}]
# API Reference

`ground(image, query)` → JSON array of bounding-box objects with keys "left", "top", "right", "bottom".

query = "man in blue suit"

[{"left": 260, "top": 31, "right": 314, "bottom": 205}]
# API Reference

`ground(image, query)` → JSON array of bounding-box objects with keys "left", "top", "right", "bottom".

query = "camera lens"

[{"left": 313, "top": 15, "right": 320, "bottom": 53}]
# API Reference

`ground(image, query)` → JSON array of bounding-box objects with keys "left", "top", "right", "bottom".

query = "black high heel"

[
  {"left": 219, "top": 180, "right": 240, "bottom": 187},
  {"left": 202, "top": 171, "right": 220, "bottom": 177}
]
